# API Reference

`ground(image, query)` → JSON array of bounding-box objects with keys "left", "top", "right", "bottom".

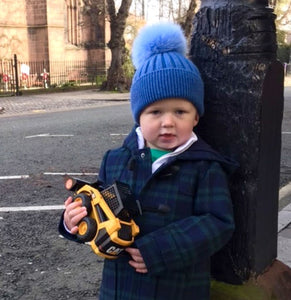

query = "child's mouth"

[{"left": 159, "top": 134, "right": 175, "bottom": 141}]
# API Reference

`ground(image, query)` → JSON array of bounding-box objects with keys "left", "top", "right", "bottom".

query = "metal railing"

[{"left": 0, "top": 55, "right": 107, "bottom": 96}]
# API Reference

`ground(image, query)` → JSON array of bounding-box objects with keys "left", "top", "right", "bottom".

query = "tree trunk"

[
  {"left": 105, "top": 0, "right": 132, "bottom": 92},
  {"left": 191, "top": 0, "right": 283, "bottom": 283},
  {"left": 179, "top": 0, "right": 197, "bottom": 41}
]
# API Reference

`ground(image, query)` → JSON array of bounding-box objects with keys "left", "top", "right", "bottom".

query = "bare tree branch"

[
  {"left": 105, "top": 0, "right": 133, "bottom": 91},
  {"left": 276, "top": 0, "right": 291, "bottom": 26},
  {"left": 179, "top": 0, "right": 197, "bottom": 40}
]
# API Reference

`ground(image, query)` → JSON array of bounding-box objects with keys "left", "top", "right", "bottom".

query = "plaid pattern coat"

[{"left": 97, "top": 127, "right": 235, "bottom": 300}]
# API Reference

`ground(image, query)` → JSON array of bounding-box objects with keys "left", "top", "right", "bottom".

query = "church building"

[{"left": 0, "top": 0, "right": 109, "bottom": 84}]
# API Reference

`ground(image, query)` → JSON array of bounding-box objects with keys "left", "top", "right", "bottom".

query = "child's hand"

[
  {"left": 63, "top": 196, "right": 87, "bottom": 234},
  {"left": 126, "top": 247, "right": 148, "bottom": 273}
]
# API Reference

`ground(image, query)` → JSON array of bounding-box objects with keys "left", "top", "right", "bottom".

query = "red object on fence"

[
  {"left": 3, "top": 74, "right": 9, "bottom": 82},
  {"left": 41, "top": 72, "right": 48, "bottom": 80},
  {"left": 22, "top": 73, "right": 28, "bottom": 80}
]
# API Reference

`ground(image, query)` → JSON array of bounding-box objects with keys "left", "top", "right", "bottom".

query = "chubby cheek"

[
  {"left": 140, "top": 117, "right": 158, "bottom": 137},
  {"left": 141, "top": 125, "right": 156, "bottom": 142}
]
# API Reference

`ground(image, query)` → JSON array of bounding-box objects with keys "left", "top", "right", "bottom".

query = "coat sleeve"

[{"left": 135, "top": 162, "right": 235, "bottom": 276}]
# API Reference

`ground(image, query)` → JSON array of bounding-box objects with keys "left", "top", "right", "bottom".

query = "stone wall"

[{"left": 0, "top": 0, "right": 107, "bottom": 70}]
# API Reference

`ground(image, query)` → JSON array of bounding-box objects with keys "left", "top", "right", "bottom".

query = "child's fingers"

[
  {"left": 65, "top": 206, "right": 87, "bottom": 223},
  {"left": 126, "top": 248, "right": 148, "bottom": 273},
  {"left": 125, "top": 247, "right": 142, "bottom": 260},
  {"left": 128, "top": 260, "right": 148, "bottom": 273},
  {"left": 70, "top": 226, "right": 79, "bottom": 235},
  {"left": 64, "top": 196, "right": 73, "bottom": 206},
  {"left": 64, "top": 200, "right": 87, "bottom": 231},
  {"left": 67, "top": 201, "right": 86, "bottom": 212},
  {"left": 65, "top": 197, "right": 83, "bottom": 209}
]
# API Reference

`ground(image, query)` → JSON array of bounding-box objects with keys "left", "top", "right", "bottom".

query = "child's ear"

[{"left": 193, "top": 114, "right": 199, "bottom": 127}]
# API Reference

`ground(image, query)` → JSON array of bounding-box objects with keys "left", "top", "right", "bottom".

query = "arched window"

[{"left": 66, "top": 0, "right": 80, "bottom": 45}]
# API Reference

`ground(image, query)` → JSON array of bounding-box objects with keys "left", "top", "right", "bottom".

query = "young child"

[{"left": 59, "top": 22, "right": 235, "bottom": 300}]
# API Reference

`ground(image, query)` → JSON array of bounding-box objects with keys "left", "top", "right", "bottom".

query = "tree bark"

[
  {"left": 191, "top": 0, "right": 283, "bottom": 283},
  {"left": 105, "top": 0, "right": 132, "bottom": 91},
  {"left": 179, "top": 0, "right": 197, "bottom": 40}
]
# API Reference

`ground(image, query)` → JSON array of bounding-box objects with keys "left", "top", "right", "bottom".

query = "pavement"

[
  {"left": 0, "top": 89, "right": 130, "bottom": 117},
  {"left": 278, "top": 186, "right": 291, "bottom": 268},
  {"left": 0, "top": 87, "right": 291, "bottom": 270}
]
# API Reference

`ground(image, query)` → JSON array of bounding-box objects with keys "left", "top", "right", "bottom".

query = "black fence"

[{"left": 0, "top": 55, "right": 107, "bottom": 96}]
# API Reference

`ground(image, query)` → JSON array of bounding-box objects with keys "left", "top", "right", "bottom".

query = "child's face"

[{"left": 139, "top": 98, "right": 199, "bottom": 151}]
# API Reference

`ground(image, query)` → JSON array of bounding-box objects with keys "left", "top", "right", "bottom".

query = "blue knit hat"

[{"left": 130, "top": 22, "right": 204, "bottom": 123}]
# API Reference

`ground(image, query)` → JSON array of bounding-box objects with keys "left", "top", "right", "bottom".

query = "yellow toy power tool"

[{"left": 64, "top": 176, "right": 140, "bottom": 259}]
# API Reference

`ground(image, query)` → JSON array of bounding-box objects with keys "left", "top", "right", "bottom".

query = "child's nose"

[{"left": 161, "top": 113, "right": 175, "bottom": 127}]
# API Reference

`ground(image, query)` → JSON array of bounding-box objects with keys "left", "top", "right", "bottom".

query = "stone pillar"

[{"left": 190, "top": 0, "right": 284, "bottom": 284}]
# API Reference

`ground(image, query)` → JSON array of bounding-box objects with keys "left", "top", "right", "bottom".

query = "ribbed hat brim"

[{"left": 130, "top": 68, "right": 204, "bottom": 122}]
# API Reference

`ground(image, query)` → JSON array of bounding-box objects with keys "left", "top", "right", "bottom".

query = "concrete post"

[{"left": 190, "top": 0, "right": 285, "bottom": 285}]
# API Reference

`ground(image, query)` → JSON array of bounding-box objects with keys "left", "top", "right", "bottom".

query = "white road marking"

[
  {"left": 25, "top": 133, "right": 74, "bottom": 138},
  {"left": 110, "top": 133, "right": 128, "bottom": 136},
  {"left": 0, "top": 173, "right": 98, "bottom": 180},
  {"left": 43, "top": 172, "right": 98, "bottom": 176},
  {"left": 0, "top": 205, "right": 64, "bottom": 212},
  {"left": 282, "top": 132, "right": 291, "bottom": 135},
  {"left": 0, "top": 175, "right": 29, "bottom": 179}
]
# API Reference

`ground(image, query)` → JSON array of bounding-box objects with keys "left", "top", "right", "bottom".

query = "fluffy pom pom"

[{"left": 132, "top": 22, "right": 187, "bottom": 69}]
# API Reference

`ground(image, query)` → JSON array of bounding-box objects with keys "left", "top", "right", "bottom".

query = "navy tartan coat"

[
  {"left": 97, "top": 128, "right": 235, "bottom": 300},
  {"left": 59, "top": 127, "right": 235, "bottom": 300}
]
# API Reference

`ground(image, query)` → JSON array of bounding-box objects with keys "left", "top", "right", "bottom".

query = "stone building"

[{"left": 0, "top": 0, "right": 109, "bottom": 84}]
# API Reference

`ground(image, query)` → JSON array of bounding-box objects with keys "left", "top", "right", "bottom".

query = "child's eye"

[
  {"left": 176, "top": 110, "right": 186, "bottom": 115},
  {"left": 150, "top": 110, "right": 161, "bottom": 115}
]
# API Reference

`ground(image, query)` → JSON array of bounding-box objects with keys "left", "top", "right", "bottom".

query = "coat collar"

[{"left": 123, "top": 126, "right": 238, "bottom": 174}]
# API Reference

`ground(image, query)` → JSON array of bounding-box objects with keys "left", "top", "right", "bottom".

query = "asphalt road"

[
  {"left": 0, "top": 103, "right": 132, "bottom": 300},
  {"left": 0, "top": 89, "right": 290, "bottom": 299}
]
